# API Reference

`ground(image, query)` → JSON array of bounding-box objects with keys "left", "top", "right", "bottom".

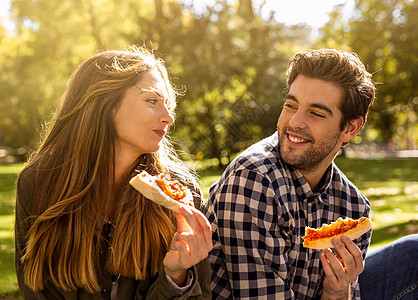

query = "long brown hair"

[{"left": 18, "top": 46, "right": 198, "bottom": 293}]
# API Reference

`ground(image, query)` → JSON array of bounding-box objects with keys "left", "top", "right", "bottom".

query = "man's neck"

[{"left": 299, "top": 161, "right": 333, "bottom": 193}]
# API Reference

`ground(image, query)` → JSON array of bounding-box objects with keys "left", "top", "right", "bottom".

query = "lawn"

[
  {"left": 1, "top": 158, "right": 417, "bottom": 298},
  {"left": 0, "top": 164, "right": 24, "bottom": 299}
]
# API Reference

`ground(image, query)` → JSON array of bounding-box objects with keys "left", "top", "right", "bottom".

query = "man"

[{"left": 204, "top": 49, "right": 375, "bottom": 299}]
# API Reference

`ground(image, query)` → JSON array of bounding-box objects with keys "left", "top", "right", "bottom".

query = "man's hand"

[{"left": 320, "top": 235, "right": 364, "bottom": 300}]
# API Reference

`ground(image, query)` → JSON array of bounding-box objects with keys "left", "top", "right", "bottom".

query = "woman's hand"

[
  {"left": 320, "top": 236, "right": 364, "bottom": 299},
  {"left": 163, "top": 205, "right": 213, "bottom": 286}
]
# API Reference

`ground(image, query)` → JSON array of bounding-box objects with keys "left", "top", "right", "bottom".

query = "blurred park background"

[{"left": 0, "top": 0, "right": 417, "bottom": 297}]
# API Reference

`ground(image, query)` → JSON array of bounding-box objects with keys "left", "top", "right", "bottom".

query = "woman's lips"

[{"left": 153, "top": 129, "right": 166, "bottom": 137}]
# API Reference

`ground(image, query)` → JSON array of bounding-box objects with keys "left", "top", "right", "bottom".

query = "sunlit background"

[
  {"left": 0, "top": 0, "right": 416, "bottom": 163},
  {"left": 1, "top": 0, "right": 356, "bottom": 31},
  {"left": 0, "top": 0, "right": 417, "bottom": 297}
]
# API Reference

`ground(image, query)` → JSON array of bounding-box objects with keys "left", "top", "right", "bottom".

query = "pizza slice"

[
  {"left": 129, "top": 170, "right": 195, "bottom": 213},
  {"left": 302, "top": 217, "right": 372, "bottom": 249}
]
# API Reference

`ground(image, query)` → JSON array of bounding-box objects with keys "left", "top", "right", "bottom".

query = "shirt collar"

[
  {"left": 276, "top": 144, "right": 334, "bottom": 205},
  {"left": 292, "top": 166, "right": 333, "bottom": 205},
  {"left": 315, "top": 163, "right": 334, "bottom": 204}
]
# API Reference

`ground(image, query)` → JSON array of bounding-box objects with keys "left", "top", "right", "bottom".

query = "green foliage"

[
  {"left": 130, "top": 0, "right": 303, "bottom": 166},
  {"left": 0, "top": 0, "right": 310, "bottom": 164},
  {"left": 316, "top": 0, "right": 418, "bottom": 147},
  {"left": 0, "top": 0, "right": 416, "bottom": 161}
]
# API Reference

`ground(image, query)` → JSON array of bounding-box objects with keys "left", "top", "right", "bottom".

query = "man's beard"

[{"left": 278, "top": 125, "right": 341, "bottom": 171}]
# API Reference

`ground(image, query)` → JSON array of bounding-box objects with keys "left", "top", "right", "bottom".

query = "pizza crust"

[
  {"left": 129, "top": 171, "right": 195, "bottom": 213},
  {"left": 302, "top": 217, "right": 372, "bottom": 249}
]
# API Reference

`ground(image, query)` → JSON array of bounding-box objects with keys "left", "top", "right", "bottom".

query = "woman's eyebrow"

[{"left": 138, "top": 88, "right": 165, "bottom": 99}]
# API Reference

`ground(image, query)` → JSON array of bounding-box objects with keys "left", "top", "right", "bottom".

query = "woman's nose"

[{"left": 161, "top": 105, "right": 174, "bottom": 125}]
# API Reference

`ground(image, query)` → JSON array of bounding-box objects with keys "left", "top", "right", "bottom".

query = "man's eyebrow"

[
  {"left": 284, "top": 94, "right": 297, "bottom": 101},
  {"left": 284, "top": 93, "right": 333, "bottom": 116}
]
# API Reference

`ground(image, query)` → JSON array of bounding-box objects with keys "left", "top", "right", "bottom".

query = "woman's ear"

[{"left": 340, "top": 117, "right": 364, "bottom": 143}]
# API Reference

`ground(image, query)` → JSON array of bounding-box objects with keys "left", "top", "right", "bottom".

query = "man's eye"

[
  {"left": 311, "top": 112, "right": 325, "bottom": 118},
  {"left": 284, "top": 103, "right": 296, "bottom": 110}
]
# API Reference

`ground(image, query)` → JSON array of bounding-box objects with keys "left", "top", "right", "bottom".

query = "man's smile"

[{"left": 287, "top": 133, "right": 310, "bottom": 144}]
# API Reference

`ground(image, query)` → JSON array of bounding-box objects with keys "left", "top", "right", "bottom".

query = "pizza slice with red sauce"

[
  {"left": 129, "top": 171, "right": 195, "bottom": 213},
  {"left": 302, "top": 217, "right": 372, "bottom": 249}
]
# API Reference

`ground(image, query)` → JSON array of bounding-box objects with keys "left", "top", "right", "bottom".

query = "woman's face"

[{"left": 113, "top": 69, "right": 174, "bottom": 160}]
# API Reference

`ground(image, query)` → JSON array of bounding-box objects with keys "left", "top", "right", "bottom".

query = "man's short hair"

[{"left": 286, "top": 49, "right": 376, "bottom": 131}]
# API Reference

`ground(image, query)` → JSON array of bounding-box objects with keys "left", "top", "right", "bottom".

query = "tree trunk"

[
  {"left": 154, "top": 0, "right": 163, "bottom": 18},
  {"left": 239, "top": 0, "right": 254, "bottom": 21}
]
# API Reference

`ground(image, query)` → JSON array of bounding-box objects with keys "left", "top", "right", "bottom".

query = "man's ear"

[{"left": 340, "top": 117, "right": 363, "bottom": 143}]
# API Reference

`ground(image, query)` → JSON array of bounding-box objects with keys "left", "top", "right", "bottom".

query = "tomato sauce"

[
  {"left": 304, "top": 219, "right": 358, "bottom": 241},
  {"left": 155, "top": 173, "right": 190, "bottom": 204}
]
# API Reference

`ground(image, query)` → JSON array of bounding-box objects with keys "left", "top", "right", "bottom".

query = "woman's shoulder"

[
  {"left": 17, "top": 164, "right": 38, "bottom": 192},
  {"left": 16, "top": 164, "right": 40, "bottom": 212}
]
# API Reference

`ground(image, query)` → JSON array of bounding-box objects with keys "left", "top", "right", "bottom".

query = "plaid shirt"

[{"left": 204, "top": 133, "right": 371, "bottom": 300}]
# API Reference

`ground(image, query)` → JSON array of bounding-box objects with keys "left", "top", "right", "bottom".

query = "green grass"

[
  {"left": 198, "top": 157, "right": 418, "bottom": 249},
  {"left": 333, "top": 157, "right": 418, "bottom": 248},
  {"left": 0, "top": 164, "right": 24, "bottom": 299},
  {"left": 1, "top": 158, "right": 417, "bottom": 298}
]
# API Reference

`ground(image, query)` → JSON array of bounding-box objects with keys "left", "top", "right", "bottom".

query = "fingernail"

[
  {"left": 332, "top": 238, "right": 341, "bottom": 245},
  {"left": 180, "top": 205, "right": 192, "bottom": 214}
]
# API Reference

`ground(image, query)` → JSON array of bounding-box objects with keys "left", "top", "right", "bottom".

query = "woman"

[{"left": 15, "top": 46, "right": 212, "bottom": 299}]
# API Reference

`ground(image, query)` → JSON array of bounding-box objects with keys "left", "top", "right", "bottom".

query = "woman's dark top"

[{"left": 15, "top": 168, "right": 211, "bottom": 299}]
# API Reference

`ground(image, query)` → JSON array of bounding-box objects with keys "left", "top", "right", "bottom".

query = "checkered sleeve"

[
  {"left": 204, "top": 167, "right": 296, "bottom": 299},
  {"left": 351, "top": 199, "right": 372, "bottom": 299}
]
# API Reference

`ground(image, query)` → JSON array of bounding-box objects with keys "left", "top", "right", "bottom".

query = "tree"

[
  {"left": 1, "top": 0, "right": 313, "bottom": 164},
  {"left": 1, "top": 0, "right": 150, "bottom": 152},
  {"left": 316, "top": 0, "right": 417, "bottom": 148}
]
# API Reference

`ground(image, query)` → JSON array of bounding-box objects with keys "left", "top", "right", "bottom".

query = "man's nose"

[{"left": 288, "top": 110, "right": 306, "bottom": 129}]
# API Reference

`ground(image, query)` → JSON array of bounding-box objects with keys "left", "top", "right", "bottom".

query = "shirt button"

[{"left": 103, "top": 289, "right": 107, "bottom": 293}]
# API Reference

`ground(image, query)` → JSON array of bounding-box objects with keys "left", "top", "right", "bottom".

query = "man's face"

[{"left": 277, "top": 75, "right": 345, "bottom": 171}]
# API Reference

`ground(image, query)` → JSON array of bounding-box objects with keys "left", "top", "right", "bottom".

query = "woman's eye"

[{"left": 147, "top": 99, "right": 158, "bottom": 105}]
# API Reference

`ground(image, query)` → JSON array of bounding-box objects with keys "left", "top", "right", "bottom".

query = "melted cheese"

[
  {"left": 155, "top": 173, "right": 192, "bottom": 205},
  {"left": 303, "top": 218, "right": 360, "bottom": 241}
]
